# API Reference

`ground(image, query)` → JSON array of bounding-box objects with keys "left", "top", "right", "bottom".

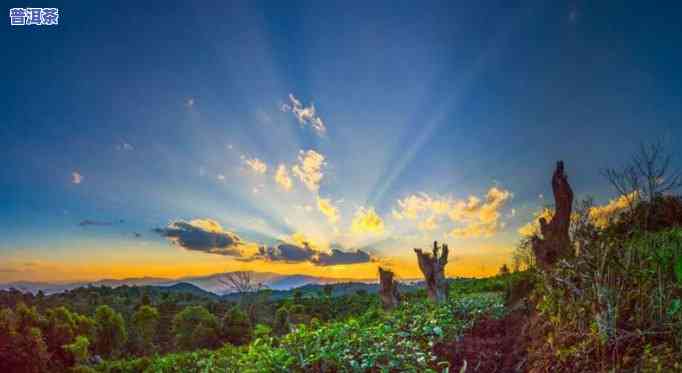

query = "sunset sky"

[{"left": 2, "top": 1, "right": 681, "bottom": 282}]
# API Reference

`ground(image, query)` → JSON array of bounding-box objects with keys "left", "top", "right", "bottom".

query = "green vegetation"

[
  {"left": 92, "top": 292, "right": 503, "bottom": 373},
  {"left": 0, "top": 271, "right": 508, "bottom": 372},
  {"left": 527, "top": 223, "right": 682, "bottom": 371}
]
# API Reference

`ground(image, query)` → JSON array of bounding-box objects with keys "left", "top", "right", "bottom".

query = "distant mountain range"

[{"left": 0, "top": 271, "right": 379, "bottom": 296}]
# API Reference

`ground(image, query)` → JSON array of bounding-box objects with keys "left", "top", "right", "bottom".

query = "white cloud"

[
  {"left": 274, "top": 164, "right": 293, "bottom": 191},
  {"left": 71, "top": 171, "right": 83, "bottom": 184},
  {"left": 281, "top": 94, "right": 327, "bottom": 136},
  {"left": 115, "top": 142, "right": 134, "bottom": 151},
  {"left": 292, "top": 150, "right": 326, "bottom": 192}
]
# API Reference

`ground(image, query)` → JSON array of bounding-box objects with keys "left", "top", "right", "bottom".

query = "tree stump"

[
  {"left": 378, "top": 267, "right": 400, "bottom": 310},
  {"left": 414, "top": 241, "right": 449, "bottom": 303},
  {"left": 532, "top": 161, "right": 574, "bottom": 270}
]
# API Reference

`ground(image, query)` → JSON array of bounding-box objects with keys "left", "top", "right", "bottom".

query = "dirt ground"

[{"left": 433, "top": 309, "right": 530, "bottom": 373}]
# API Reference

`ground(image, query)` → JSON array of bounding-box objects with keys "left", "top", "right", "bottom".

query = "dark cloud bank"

[{"left": 154, "top": 219, "right": 372, "bottom": 266}]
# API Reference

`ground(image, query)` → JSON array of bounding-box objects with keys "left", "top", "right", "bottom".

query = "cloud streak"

[
  {"left": 79, "top": 220, "right": 114, "bottom": 227},
  {"left": 281, "top": 94, "right": 327, "bottom": 136}
]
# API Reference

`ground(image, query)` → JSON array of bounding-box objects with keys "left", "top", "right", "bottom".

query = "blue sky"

[{"left": 2, "top": 1, "right": 681, "bottom": 281}]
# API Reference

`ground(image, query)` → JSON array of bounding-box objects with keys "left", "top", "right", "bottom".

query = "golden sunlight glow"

[{"left": 351, "top": 207, "right": 385, "bottom": 234}]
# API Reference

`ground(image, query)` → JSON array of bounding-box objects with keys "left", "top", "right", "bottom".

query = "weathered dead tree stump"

[
  {"left": 414, "top": 241, "right": 449, "bottom": 303},
  {"left": 532, "top": 161, "right": 574, "bottom": 270},
  {"left": 378, "top": 267, "right": 400, "bottom": 310}
]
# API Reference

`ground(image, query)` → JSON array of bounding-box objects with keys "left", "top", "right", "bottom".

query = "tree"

[
  {"left": 156, "top": 298, "right": 179, "bottom": 353},
  {"left": 64, "top": 335, "right": 90, "bottom": 366},
  {"left": 531, "top": 161, "right": 574, "bottom": 270},
  {"left": 0, "top": 308, "right": 16, "bottom": 371},
  {"left": 378, "top": 267, "right": 400, "bottom": 310},
  {"left": 74, "top": 313, "right": 97, "bottom": 341},
  {"left": 323, "top": 284, "right": 333, "bottom": 298},
  {"left": 219, "top": 271, "right": 261, "bottom": 295},
  {"left": 43, "top": 306, "right": 77, "bottom": 369},
  {"left": 219, "top": 271, "right": 266, "bottom": 324},
  {"left": 602, "top": 141, "right": 682, "bottom": 230},
  {"left": 172, "top": 305, "right": 219, "bottom": 350},
  {"left": 221, "top": 306, "right": 251, "bottom": 345},
  {"left": 14, "top": 302, "right": 41, "bottom": 333},
  {"left": 0, "top": 308, "right": 50, "bottom": 373},
  {"left": 273, "top": 306, "right": 290, "bottom": 336},
  {"left": 293, "top": 289, "right": 303, "bottom": 305},
  {"left": 131, "top": 305, "right": 159, "bottom": 355},
  {"left": 94, "top": 305, "right": 127, "bottom": 358},
  {"left": 139, "top": 292, "right": 152, "bottom": 308},
  {"left": 12, "top": 327, "right": 50, "bottom": 373},
  {"left": 498, "top": 264, "right": 510, "bottom": 276},
  {"left": 414, "top": 241, "right": 450, "bottom": 303}
]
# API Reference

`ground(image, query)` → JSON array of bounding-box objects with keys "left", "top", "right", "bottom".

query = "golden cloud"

[
  {"left": 393, "top": 186, "right": 513, "bottom": 238},
  {"left": 450, "top": 221, "right": 501, "bottom": 238},
  {"left": 317, "top": 196, "right": 340, "bottom": 224},
  {"left": 351, "top": 207, "right": 385, "bottom": 234},
  {"left": 417, "top": 215, "right": 439, "bottom": 231},
  {"left": 519, "top": 192, "right": 637, "bottom": 237},
  {"left": 274, "top": 164, "right": 293, "bottom": 191},
  {"left": 588, "top": 192, "right": 637, "bottom": 228},
  {"left": 517, "top": 208, "right": 554, "bottom": 237}
]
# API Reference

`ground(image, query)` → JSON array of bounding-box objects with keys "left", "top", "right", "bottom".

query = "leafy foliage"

[
  {"left": 93, "top": 292, "right": 504, "bottom": 372},
  {"left": 172, "top": 305, "right": 220, "bottom": 350}
]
